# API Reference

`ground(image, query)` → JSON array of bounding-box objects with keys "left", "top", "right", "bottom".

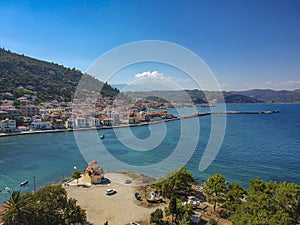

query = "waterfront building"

[
  {"left": 101, "top": 116, "right": 112, "bottom": 126},
  {"left": 136, "top": 111, "right": 146, "bottom": 121},
  {"left": 65, "top": 119, "right": 75, "bottom": 129},
  {"left": 30, "top": 121, "right": 52, "bottom": 130},
  {"left": 111, "top": 112, "right": 120, "bottom": 126},
  {"left": 128, "top": 117, "right": 139, "bottom": 124},
  {"left": 74, "top": 117, "right": 87, "bottom": 128},
  {"left": 52, "top": 119, "right": 65, "bottom": 129},
  {"left": 17, "top": 126, "right": 29, "bottom": 132},
  {"left": 87, "top": 117, "right": 101, "bottom": 127},
  {"left": 0, "top": 118, "right": 16, "bottom": 133}
]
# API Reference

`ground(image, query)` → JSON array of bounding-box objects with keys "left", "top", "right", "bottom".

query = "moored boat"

[{"left": 20, "top": 180, "right": 29, "bottom": 186}]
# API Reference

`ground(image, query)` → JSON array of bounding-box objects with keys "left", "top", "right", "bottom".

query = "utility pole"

[{"left": 33, "top": 176, "right": 36, "bottom": 194}]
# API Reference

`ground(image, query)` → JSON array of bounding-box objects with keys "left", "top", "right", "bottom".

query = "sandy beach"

[{"left": 65, "top": 172, "right": 166, "bottom": 225}]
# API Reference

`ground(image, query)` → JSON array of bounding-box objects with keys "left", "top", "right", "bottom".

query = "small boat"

[
  {"left": 100, "top": 134, "right": 105, "bottom": 139},
  {"left": 5, "top": 187, "right": 10, "bottom": 193},
  {"left": 20, "top": 180, "right": 29, "bottom": 186}
]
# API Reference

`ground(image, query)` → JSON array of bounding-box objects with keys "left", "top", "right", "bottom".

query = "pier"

[
  {"left": 179, "top": 110, "right": 279, "bottom": 119},
  {"left": 197, "top": 110, "right": 279, "bottom": 117}
]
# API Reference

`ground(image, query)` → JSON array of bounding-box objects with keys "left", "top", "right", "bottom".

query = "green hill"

[
  {"left": 224, "top": 94, "right": 263, "bottom": 103},
  {"left": 235, "top": 89, "right": 300, "bottom": 103},
  {"left": 0, "top": 47, "right": 119, "bottom": 102}
]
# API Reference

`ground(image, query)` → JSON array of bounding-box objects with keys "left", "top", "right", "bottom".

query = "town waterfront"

[{"left": 0, "top": 103, "right": 300, "bottom": 203}]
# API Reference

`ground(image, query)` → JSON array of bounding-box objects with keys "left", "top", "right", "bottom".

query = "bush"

[
  {"left": 150, "top": 208, "right": 163, "bottom": 224},
  {"left": 209, "top": 218, "right": 218, "bottom": 225}
]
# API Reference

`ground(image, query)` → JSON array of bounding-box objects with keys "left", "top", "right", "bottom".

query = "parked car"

[
  {"left": 135, "top": 192, "right": 141, "bottom": 200},
  {"left": 105, "top": 189, "right": 117, "bottom": 195},
  {"left": 100, "top": 177, "right": 111, "bottom": 184}
]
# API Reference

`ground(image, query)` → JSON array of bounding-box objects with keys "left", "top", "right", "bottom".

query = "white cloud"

[{"left": 135, "top": 70, "right": 163, "bottom": 79}]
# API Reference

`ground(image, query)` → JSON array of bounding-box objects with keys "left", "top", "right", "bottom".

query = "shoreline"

[
  {"left": 0, "top": 117, "right": 181, "bottom": 137},
  {"left": 0, "top": 110, "right": 279, "bottom": 138}
]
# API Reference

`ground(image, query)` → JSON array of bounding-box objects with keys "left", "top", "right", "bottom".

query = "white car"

[{"left": 105, "top": 189, "right": 117, "bottom": 195}]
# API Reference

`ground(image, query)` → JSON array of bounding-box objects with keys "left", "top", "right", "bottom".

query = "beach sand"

[{"left": 65, "top": 172, "right": 166, "bottom": 225}]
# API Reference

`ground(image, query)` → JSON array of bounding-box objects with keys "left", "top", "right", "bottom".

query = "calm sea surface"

[{"left": 0, "top": 104, "right": 300, "bottom": 203}]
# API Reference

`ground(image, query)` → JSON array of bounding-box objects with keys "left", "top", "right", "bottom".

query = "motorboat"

[
  {"left": 100, "top": 134, "right": 105, "bottom": 139},
  {"left": 20, "top": 180, "right": 29, "bottom": 186}
]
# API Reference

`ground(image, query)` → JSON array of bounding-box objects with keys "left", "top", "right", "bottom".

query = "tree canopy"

[
  {"left": 153, "top": 167, "right": 195, "bottom": 198},
  {"left": 203, "top": 173, "right": 228, "bottom": 212},
  {"left": 0, "top": 48, "right": 119, "bottom": 102},
  {"left": 230, "top": 179, "right": 300, "bottom": 225},
  {"left": 165, "top": 196, "right": 194, "bottom": 225},
  {"left": 202, "top": 174, "right": 300, "bottom": 224},
  {"left": 2, "top": 184, "right": 86, "bottom": 225},
  {"left": 72, "top": 170, "right": 82, "bottom": 185}
]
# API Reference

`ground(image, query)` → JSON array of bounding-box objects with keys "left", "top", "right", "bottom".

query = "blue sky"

[{"left": 0, "top": 0, "right": 300, "bottom": 90}]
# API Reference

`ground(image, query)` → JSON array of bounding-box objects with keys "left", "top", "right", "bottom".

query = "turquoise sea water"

[{"left": 0, "top": 104, "right": 300, "bottom": 203}]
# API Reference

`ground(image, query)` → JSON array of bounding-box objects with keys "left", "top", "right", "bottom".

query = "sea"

[{"left": 0, "top": 104, "right": 299, "bottom": 203}]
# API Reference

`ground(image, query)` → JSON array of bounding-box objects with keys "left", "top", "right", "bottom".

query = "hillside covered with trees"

[
  {"left": 0, "top": 47, "right": 119, "bottom": 102},
  {"left": 126, "top": 90, "right": 263, "bottom": 104},
  {"left": 124, "top": 88, "right": 300, "bottom": 104}
]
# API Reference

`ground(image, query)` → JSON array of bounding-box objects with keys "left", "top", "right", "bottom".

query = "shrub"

[
  {"left": 209, "top": 218, "right": 218, "bottom": 225},
  {"left": 150, "top": 208, "right": 163, "bottom": 224}
]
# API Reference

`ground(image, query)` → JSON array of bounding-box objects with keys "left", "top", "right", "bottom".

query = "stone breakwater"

[{"left": 180, "top": 110, "right": 279, "bottom": 119}]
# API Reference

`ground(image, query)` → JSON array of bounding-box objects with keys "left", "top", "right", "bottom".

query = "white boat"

[
  {"left": 20, "top": 180, "right": 29, "bottom": 186},
  {"left": 100, "top": 134, "right": 105, "bottom": 139},
  {"left": 5, "top": 187, "right": 10, "bottom": 193}
]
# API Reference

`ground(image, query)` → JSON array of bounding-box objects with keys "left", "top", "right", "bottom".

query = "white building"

[
  {"left": 75, "top": 117, "right": 87, "bottom": 128},
  {"left": 128, "top": 117, "right": 139, "bottom": 124},
  {"left": 87, "top": 117, "right": 101, "bottom": 127},
  {"left": 65, "top": 119, "right": 75, "bottom": 129},
  {"left": 111, "top": 113, "right": 120, "bottom": 126},
  {"left": 30, "top": 121, "right": 52, "bottom": 130},
  {"left": 0, "top": 119, "right": 16, "bottom": 133},
  {"left": 101, "top": 116, "right": 112, "bottom": 126},
  {"left": 136, "top": 111, "right": 146, "bottom": 121}
]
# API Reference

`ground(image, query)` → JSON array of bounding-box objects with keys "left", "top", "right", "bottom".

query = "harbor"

[{"left": 0, "top": 109, "right": 280, "bottom": 137}]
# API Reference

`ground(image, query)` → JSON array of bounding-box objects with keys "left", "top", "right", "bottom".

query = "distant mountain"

[
  {"left": 0, "top": 47, "right": 119, "bottom": 101},
  {"left": 234, "top": 89, "right": 300, "bottom": 103},
  {"left": 224, "top": 94, "right": 264, "bottom": 103},
  {"left": 125, "top": 90, "right": 264, "bottom": 104},
  {"left": 125, "top": 90, "right": 208, "bottom": 104},
  {"left": 125, "top": 88, "right": 300, "bottom": 104}
]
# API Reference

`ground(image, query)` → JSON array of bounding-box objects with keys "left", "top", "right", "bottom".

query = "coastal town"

[{"left": 0, "top": 92, "right": 177, "bottom": 134}]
